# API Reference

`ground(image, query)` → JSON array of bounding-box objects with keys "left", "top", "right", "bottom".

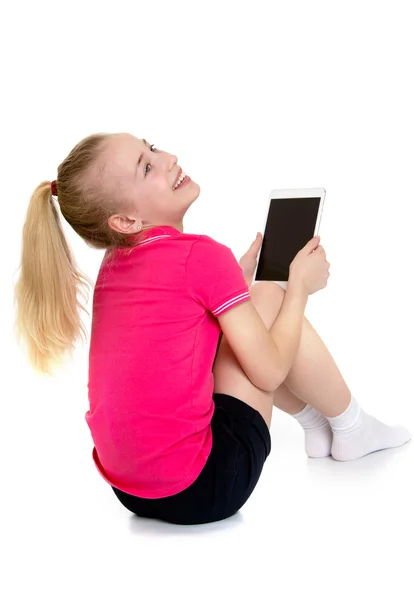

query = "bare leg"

[
  {"left": 270, "top": 317, "right": 346, "bottom": 458},
  {"left": 272, "top": 382, "right": 307, "bottom": 415},
  {"left": 213, "top": 283, "right": 350, "bottom": 426},
  {"left": 279, "top": 316, "right": 351, "bottom": 418},
  {"left": 214, "top": 282, "right": 410, "bottom": 460},
  {"left": 272, "top": 310, "right": 411, "bottom": 461}
]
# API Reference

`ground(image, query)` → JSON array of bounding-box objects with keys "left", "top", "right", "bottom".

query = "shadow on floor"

[{"left": 128, "top": 508, "right": 245, "bottom": 536}]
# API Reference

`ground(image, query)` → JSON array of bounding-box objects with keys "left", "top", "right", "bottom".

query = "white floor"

[{"left": 2, "top": 344, "right": 413, "bottom": 600}]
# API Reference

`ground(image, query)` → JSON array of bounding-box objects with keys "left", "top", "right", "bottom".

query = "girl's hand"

[{"left": 238, "top": 232, "right": 263, "bottom": 287}]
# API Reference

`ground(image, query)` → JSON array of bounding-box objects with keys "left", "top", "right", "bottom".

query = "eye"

[{"left": 145, "top": 144, "right": 157, "bottom": 175}]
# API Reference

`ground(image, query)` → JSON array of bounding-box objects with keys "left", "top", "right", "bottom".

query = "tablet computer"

[{"left": 253, "top": 188, "right": 326, "bottom": 289}]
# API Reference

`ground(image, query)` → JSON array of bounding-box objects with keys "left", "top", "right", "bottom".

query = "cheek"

[{"left": 153, "top": 177, "right": 173, "bottom": 195}]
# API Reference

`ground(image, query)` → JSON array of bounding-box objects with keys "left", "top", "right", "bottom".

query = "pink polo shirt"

[{"left": 85, "top": 225, "right": 251, "bottom": 499}]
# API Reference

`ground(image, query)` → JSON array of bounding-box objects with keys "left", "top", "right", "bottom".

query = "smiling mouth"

[{"left": 172, "top": 170, "right": 190, "bottom": 190}]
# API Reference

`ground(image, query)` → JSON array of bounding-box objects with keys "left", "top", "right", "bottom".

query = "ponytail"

[
  {"left": 13, "top": 132, "right": 140, "bottom": 376},
  {"left": 13, "top": 181, "right": 93, "bottom": 376},
  {"left": 14, "top": 133, "right": 143, "bottom": 375}
]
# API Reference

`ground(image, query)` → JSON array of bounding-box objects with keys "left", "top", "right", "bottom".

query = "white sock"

[
  {"left": 292, "top": 404, "right": 333, "bottom": 458},
  {"left": 327, "top": 395, "right": 412, "bottom": 461}
]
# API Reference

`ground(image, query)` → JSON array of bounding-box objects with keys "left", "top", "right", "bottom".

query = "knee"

[
  {"left": 251, "top": 281, "right": 285, "bottom": 303},
  {"left": 250, "top": 282, "right": 285, "bottom": 320}
]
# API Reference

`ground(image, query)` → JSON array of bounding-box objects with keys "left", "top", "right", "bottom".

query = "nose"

[
  {"left": 156, "top": 150, "right": 178, "bottom": 171},
  {"left": 169, "top": 153, "right": 178, "bottom": 169}
]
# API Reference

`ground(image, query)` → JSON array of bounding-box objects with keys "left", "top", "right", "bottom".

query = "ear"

[{"left": 107, "top": 214, "right": 137, "bottom": 234}]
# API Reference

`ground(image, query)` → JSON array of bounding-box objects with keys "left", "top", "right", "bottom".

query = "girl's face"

[{"left": 101, "top": 133, "right": 200, "bottom": 234}]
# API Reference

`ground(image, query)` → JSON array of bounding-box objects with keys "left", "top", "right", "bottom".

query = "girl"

[{"left": 14, "top": 132, "right": 411, "bottom": 525}]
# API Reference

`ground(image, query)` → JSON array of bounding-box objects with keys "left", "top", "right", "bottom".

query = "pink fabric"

[{"left": 85, "top": 226, "right": 251, "bottom": 499}]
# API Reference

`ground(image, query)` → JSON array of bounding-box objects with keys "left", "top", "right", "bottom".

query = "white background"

[{"left": 1, "top": 1, "right": 413, "bottom": 598}]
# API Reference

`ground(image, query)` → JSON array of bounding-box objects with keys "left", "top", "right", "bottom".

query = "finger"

[
  {"left": 246, "top": 234, "right": 262, "bottom": 257},
  {"left": 252, "top": 233, "right": 262, "bottom": 247}
]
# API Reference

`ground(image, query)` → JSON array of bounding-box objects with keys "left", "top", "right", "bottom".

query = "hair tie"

[{"left": 51, "top": 180, "right": 57, "bottom": 196}]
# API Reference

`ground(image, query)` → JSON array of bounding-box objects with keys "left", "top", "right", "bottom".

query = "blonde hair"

[{"left": 13, "top": 132, "right": 140, "bottom": 377}]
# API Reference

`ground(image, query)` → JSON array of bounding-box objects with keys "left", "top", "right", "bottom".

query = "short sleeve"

[{"left": 185, "top": 236, "right": 251, "bottom": 316}]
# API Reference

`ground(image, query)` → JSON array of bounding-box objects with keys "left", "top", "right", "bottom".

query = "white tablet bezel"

[{"left": 252, "top": 187, "right": 326, "bottom": 289}]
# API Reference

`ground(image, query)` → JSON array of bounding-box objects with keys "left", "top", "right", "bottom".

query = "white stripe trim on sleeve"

[{"left": 212, "top": 291, "right": 251, "bottom": 315}]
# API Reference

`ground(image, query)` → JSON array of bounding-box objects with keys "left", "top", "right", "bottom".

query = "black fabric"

[{"left": 111, "top": 393, "right": 271, "bottom": 525}]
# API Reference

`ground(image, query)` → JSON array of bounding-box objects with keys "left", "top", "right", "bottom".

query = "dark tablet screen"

[{"left": 255, "top": 196, "right": 322, "bottom": 282}]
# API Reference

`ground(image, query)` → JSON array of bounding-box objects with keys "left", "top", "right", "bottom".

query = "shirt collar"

[{"left": 135, "top": 225, "right": 181, "bottom": 245}]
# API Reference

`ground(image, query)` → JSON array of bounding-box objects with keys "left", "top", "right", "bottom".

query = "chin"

[
  {"left": 190, "top": 181, "right": 201, "bottom": 199},
  {"left": 173, "top": 181, "right": 200, "bottom": 210}
]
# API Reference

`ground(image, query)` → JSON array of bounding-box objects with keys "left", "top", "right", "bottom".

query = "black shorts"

[{"left": 111, "top": 393, "right": 271, "bottom": 525}]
